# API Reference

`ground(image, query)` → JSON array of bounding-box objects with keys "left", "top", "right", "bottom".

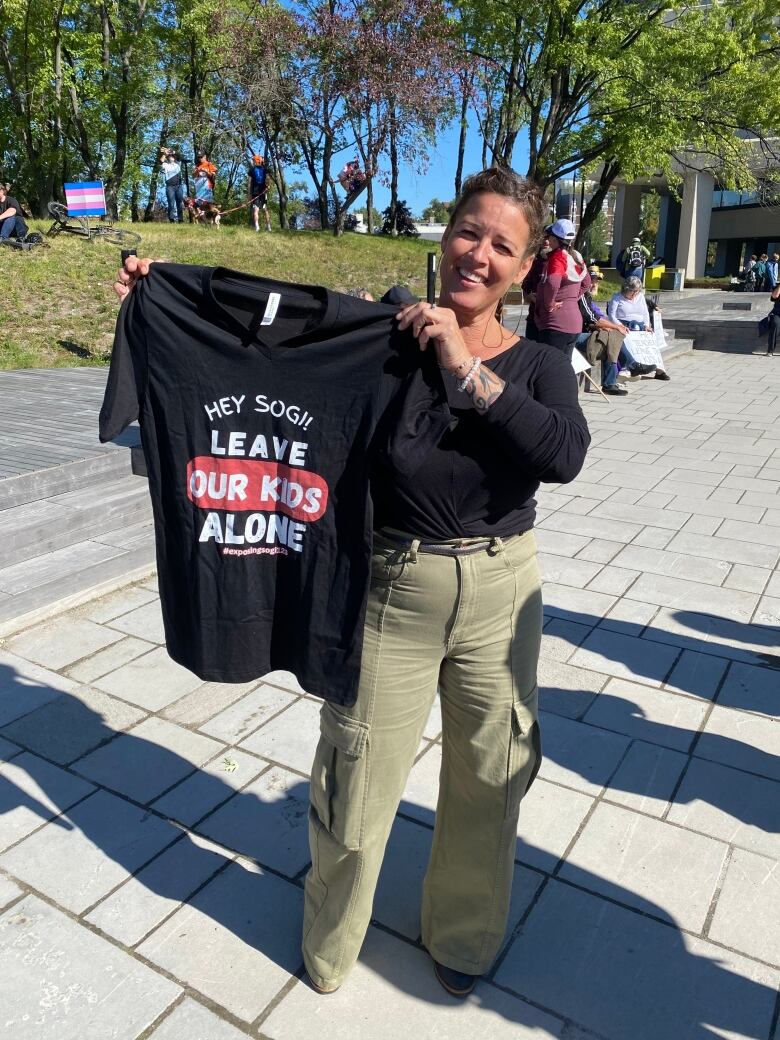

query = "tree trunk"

[
  {"left": 455, "top": 76, "right": 469, "bottom": 198},
  {"left": 575, "top": 159, "right": 621, "bottom": 252},
  {"left": 275, "top": 154, "right": 289, "bottom": 230},
  {"left": 365, "top": 175, "right": 374, "bottom": 234},
  {"left": 130, "top": 181, "right": 140, "bottom": 222},
  {"left": 388, "top": 103, "right": 399, "bottom": 236},
  {"left": 144, "top": 116, "right": 169, "bottom": 220}
]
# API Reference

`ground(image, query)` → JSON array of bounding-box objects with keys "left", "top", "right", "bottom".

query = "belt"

[{"left": 377, "top": 529, "right": 502, "bottom": 557}]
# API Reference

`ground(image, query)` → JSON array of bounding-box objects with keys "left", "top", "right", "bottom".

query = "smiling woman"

[{"left": 113, "top": 166, "right": 591, "bottom": 1002}]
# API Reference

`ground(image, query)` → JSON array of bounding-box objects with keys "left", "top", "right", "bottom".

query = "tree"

[
  {"left": 457, "top": 0, "right": 780, "bottom": 244},
  {"left": 380, "top": 198, "right": 417, "bottom": 236},
  {"left": 421, "top": 197, "right": 452, "bottom": 223}
]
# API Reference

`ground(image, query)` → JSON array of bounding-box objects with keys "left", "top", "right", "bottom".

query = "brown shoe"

[
  {"left": 433, "top": 959, "right": 478, "bottom": 997},
  {"left": 306, "top": 973, "right": 341, "bottom": 995}
]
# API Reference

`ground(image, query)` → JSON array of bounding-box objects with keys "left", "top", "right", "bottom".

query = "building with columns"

[{"left": 611, "top": 145, "right": 780, "bottom": 279}]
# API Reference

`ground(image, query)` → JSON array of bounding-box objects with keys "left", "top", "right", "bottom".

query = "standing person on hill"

[
  {"left": 534, "top": 218, "right": 591, "bottom": 357},
  {"left": 114, "top": 165, "right": 590, "bottom": 999},
  {"left": 248, "top": 154, "right": 272, "bottom": 232},
  {"left": 193, "top": 153, "right": 217, "bottom": 208},
  {"left": 160, "top": 149, "right": 184, "bottom": 223}
]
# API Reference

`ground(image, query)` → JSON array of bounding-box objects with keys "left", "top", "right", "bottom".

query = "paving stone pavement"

[{"left": 0, "top": 348, "right": 779, "bottom": 1039}]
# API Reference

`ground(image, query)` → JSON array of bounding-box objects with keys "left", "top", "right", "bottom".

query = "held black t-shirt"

[
  {"left": 99, "top": 264, "right": 450, "bottom": 705},
  {"left": 373, "top": 337, "right": 590, "bottom": 539}
]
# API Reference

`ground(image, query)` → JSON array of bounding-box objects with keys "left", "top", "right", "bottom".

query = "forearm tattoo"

[{"left": 468, "top": 363, "right": 505, "bottom": 413}]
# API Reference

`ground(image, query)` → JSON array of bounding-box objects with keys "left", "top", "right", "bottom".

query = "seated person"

[
  {"left": 0, "top": 184, "right": 29, "bottom": 241},
  {"left": 607, "top": 275, "right": 651, "bottom": 329},
  {"left": 606, "top": 276, "right": 671, "bottom": 381},
  {"left": 576, "top": 266, "right": 654, "bottom": 396}
]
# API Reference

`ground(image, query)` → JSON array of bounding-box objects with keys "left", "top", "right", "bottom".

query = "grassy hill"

[{"left": 0, "top": 221, "right": 441, "bottom": 370}]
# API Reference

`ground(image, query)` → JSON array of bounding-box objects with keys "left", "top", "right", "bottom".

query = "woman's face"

[{"left": 439, "top": 193, "right": 534, "bottom": 318}]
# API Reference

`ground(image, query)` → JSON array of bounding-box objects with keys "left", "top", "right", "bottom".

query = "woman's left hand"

[{"left": 395, "top": 302, "right": 472, "bottom": 373}]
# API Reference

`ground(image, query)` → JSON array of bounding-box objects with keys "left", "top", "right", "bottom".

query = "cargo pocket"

[
  {"left": 505, "top": 687, "right": 542, "bottom": 818},
  {"left": 309, "top": 704, "right": 370, "bottom": 851}
]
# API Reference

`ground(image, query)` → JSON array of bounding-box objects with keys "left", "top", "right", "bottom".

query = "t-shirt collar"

[{"left": 203, "top": 267, "right": 340, "bottom": 353}]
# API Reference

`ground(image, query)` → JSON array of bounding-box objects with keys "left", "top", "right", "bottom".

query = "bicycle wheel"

[
  {"left": 95, "top": 226, "right": 142, "bottom": 246},
  {"left": 47, "top": 201, "right": 69, "bottom": 221}
]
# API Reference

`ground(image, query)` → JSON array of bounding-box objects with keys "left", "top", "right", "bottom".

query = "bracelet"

[
  {"left": 457, "top": 356, "right": 481, "bottom": 392},
  {"left": 450, "top": 356, "right": 472, "bottom": 373}
]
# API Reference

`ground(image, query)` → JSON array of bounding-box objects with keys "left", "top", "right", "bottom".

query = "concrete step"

[
  {"left": 0, "top": 427, "right": 143, "bottom": 511},
  {"left": 662, "top": 318, "right": 758, "bottom": 352},
  {"left": 0, "top": 521, "right": 156, "bottom": 636},
  {"left": 0, "top": 474, "right": 153, "bottom": 569},
  {"left": 661, "top": 337, "right": 694, "bottom": 361}
]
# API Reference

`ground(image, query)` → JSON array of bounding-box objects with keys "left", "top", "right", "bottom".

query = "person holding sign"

[{"left": 114, "top": 166, "right": 590, "bottom": 1000}]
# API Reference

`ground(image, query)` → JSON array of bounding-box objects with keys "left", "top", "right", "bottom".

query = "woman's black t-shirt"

[{"left": 372, "top": 337, "right": 590, "bottom": 539}]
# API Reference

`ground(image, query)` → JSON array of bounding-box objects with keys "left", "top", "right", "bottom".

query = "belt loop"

[
  {"left": 408, "top": 538, "right": 420, "bottom": 564},
  {"left": 488, "top": 536, "right": 504, "bottom": 556}
]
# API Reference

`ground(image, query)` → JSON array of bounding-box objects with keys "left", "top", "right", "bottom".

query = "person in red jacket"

[{"left": 535, "top": 218, "right": 591, "bottom": 358}]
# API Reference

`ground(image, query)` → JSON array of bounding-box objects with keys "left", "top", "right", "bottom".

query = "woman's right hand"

[{"left": 114, "top": 256, "right": 155, "bottom": 301}]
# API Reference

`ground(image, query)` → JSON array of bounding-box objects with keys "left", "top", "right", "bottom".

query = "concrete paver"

[
  {"left": 708, "top": 848, "right": 780, "bottom": 964},
  {"left": 0, "top": 347, "right": 779, "bottom": 1038},
  {"left": 1, "top": 895, "right": 181, "bottom": 1040},
  {"left": 559, "top": 801, "right": 728, "bottom": 931}
]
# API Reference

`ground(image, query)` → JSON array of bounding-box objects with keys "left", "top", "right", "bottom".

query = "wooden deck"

[{"left": 0, "top": 369, "right": 118, "bottom": 481}]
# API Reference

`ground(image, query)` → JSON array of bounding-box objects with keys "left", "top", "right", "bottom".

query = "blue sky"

[{"left": 345, "top": 115, "right": 532, "bottom": 217}]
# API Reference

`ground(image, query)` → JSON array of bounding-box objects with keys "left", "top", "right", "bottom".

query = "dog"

[{"left": 184, "top": 196, "right": 221, "bottom": 226}]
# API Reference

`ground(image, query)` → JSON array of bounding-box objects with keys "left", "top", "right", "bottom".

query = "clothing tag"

[{"left": 260, "top": 292, "right": 281, "bottom": 326}]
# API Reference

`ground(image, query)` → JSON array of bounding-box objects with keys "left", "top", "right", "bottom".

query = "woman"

[
  {"left": 193, "top": 152, "right": 217, "bottom": 205},
  {"left": 534, "top": 218, "right": 591, "bottom": 357},
  {"left": 607, "top": 275, "right": 652, "bottom": 330},
  {"left": 577, "top": 266, "right": 655, "bottom": 396},
  {"left": 765, "top": 283, "right": 780, "bottom": 356},
  {"left": 115, "top": 167, "right": 590, "bottom": 998}
]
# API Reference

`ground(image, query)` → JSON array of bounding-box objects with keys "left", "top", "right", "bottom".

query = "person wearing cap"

[
  {"left": 535, "top": 218, "right": 591, "bottom": 357},
  {"left": 616, "top": 236, "right": 650, "bottom": 281},
  {"left": 249, "top": 154, "right": 271, "bottom": 232}
]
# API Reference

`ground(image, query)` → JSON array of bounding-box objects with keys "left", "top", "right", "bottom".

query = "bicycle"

[{"left": 47, "top": 201, "right": 142, "bottom": 246}]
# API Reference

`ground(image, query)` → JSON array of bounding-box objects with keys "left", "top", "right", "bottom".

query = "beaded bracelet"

[{"left": 457, "top": 356, "right": 481, "bottom": 392}]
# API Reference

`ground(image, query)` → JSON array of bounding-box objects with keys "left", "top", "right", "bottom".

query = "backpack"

[{"left": 626, "top": 243, "right": 644, "bottom": 269}]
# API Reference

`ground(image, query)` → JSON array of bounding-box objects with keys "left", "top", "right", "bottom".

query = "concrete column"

[
  {"left": 676, "top": 170, "right": 715, "bottom": 279},
  {"left": 610, "top": 183, "right": 642, "bottom": 264}
]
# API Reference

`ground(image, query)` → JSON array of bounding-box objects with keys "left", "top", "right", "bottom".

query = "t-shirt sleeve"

[
  {"left": 480, "top": 349, "right": 590, "bottom": 484},
  {"left": 98, "top": 290, "right": 148, "bottom": 442}
]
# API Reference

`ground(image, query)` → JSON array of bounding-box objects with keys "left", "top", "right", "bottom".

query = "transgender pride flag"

[{"left": 64, "top": 181, "right": 106, "bottom": 217}]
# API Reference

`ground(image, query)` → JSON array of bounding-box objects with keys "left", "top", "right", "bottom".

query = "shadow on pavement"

[{"left": 0, "top": 662, "right": 778, "bottom": 1039}]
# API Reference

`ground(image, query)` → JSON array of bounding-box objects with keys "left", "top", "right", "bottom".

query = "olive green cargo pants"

[{"left": 302, "top": 530, "right": 543, "bottom": 990}]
